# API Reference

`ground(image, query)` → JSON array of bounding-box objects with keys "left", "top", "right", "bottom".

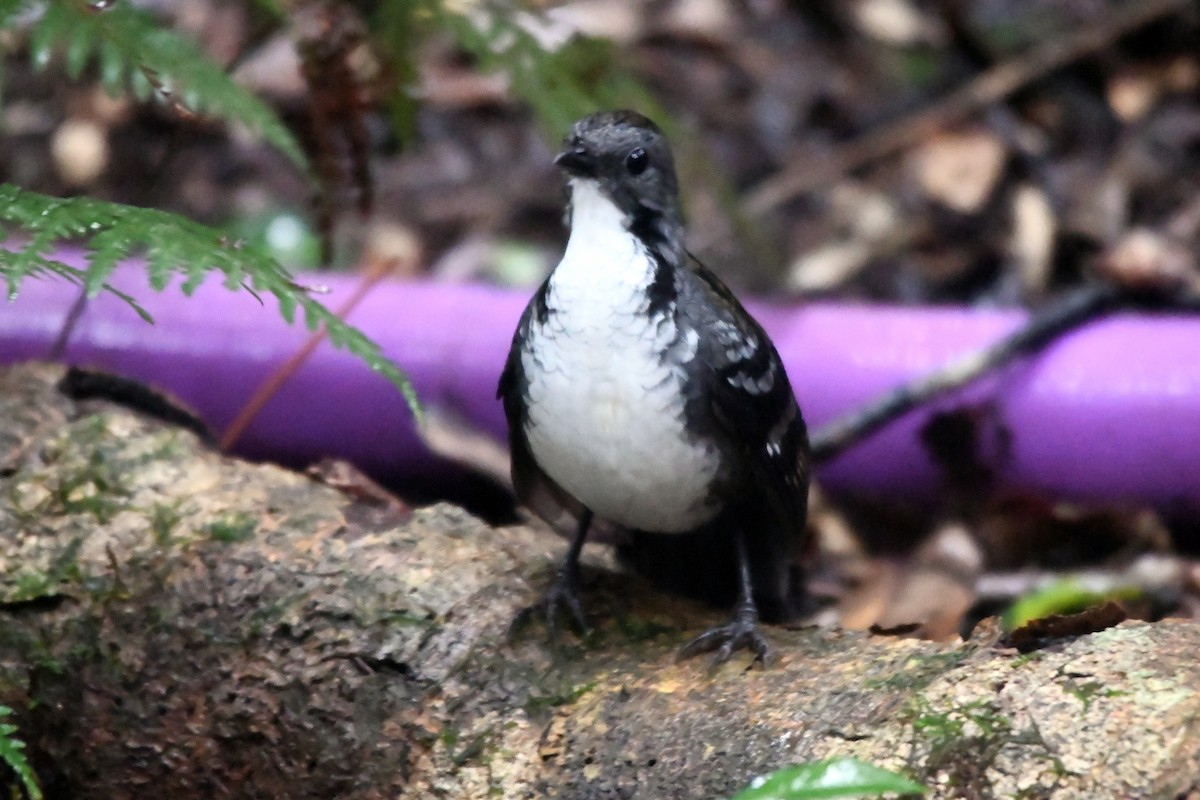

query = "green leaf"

[
  {"left": 1003, "top": 579, "right": 1139, "bottom": 630},
  {"left": 0, "top": 706, "right": 43, "bottom": 800},
  {"left": 0, "top": 0, "right": 37, "bottom": 28},
  {"left": 20, "top": 0, "right": 308, "bottom": 171},
  {"left": 731, "top": 758, "right": 926, "bottom": 800},
  {"left": 64, "top": 11, "right": 93, "bottom": 78},
  {"left": 370, "top": 0, "right": 424, "bottom": 143},
  {"left": 0, "top": 184, "right": 421, "bottom": 421}
]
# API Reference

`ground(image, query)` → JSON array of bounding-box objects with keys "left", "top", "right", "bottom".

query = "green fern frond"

[
  {"left": 0, "top": 0, "right": 39, "bottom": 29},
  {"left": 0, "top": 184, "right": 421, "bottom": 420},
  {"left": 0, "top": 706, "right": 42, "bottom": 800},
  {"left": 0, "top": 0, "right": 39, "bottom": 104},
  {"left": 431, "top": 2, "right": 663, "bottom": 137},
  {"left": 16, "top": 0, "right": 306, "bottom": 170},
  {"left": 371, "top": 0, "right": 423, "bottom": 142}
]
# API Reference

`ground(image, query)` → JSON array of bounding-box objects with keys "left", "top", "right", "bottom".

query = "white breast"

[{"left": 522, "top": 181, "right": 720, "bottom": 533}]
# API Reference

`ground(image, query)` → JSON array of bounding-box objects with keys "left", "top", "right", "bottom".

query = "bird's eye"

[{"left": 625, "top": 147, "right": 648, "bottom": 176}]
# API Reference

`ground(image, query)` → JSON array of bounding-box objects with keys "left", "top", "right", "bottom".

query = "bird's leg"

[
  {"left": 511, "top": 509, "right": 594, "bottom": 642},
  {"left": 677, "top": 531, "right": 774, "bottom": 666}
]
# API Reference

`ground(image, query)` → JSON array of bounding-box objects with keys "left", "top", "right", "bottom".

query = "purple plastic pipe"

[{"left": 2, "top": 256, "right": 1199, "bottom": 515}]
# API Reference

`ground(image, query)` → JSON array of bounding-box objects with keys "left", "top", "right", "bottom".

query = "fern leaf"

[
  {"left": 0, "top": 0, "right": 39, "bottom": 28},
  {"left": 20, "top": 0, "right": 307, "bottom": 171},
  {"left": 369, "top": 0, "right": 422, "bottom": 143},
  {"left": 0, "top": 184, "right": 421, "bottom": 420},
  {"left": 0, "top": 706, "right": 43, "bottom": 800},
  {"left": 434, "top": 3, "right": 661, "bottom": 139},
  {"left": 1, "top": 0, "right": 39, "bottom": 106}
]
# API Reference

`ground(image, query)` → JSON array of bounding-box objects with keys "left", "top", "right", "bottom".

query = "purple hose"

[{"left": 2, "top": 255, "right": 1198, "bottom": 514}]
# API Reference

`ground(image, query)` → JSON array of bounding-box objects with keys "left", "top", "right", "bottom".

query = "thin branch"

[
  {"left": 744, "top": 0, "right": 1191, "bottom": 215},
  {"left": 809, "top": 284, "right": 1121, "bottom": 464},
  {"left": 218, "top": 256, "right": 403, "bottom": 452},
  {"left": 48, "top": 285, "right": 90, "bottom": 360}
]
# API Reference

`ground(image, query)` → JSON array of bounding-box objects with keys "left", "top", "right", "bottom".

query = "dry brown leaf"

[
  {"left": 1002, "top": 601, "right": 1127, "bottom": 653},
  {"left": 305, "top": 458, "right": 409, "bottom": 512},
  {"left": 1093, "top": 226, "right": 1197, "bottom": 294},
  {"left": 1108, "top": 57, "right": 1200, "bottom": 122},
  {"left": 851, "top": 0, "right": 946, "bottom": 46},
  {"left": 51, "top": 117, "right": 109, "bottom": 187},
  {"left": 1009, "top": 183, "right": 1057, "bottom": 294},
  {"left": 786, "top": 184, "right": 903, "bottom": 291},
  {"left": 660, "top": 0, "right": 735, "bottom": 42},
  {"left": 1108, "top": 70, "right": 1162, "bottom": 123},
  {"left": 838, "top": 560, "right": 900, "bottom": 631},
  {"left": 548, "top": 0, "right": 642, "bottom": 44},
  {"left": 911, "top": 128, "right": 1006, "bottom": 214}
]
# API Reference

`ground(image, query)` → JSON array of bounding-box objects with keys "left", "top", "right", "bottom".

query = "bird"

[{"left": 498, "top": 110, "right": 810, "bottom": 664}]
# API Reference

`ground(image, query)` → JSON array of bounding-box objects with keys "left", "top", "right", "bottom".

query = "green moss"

[
  {"left": 904, "top": 696, "right": 1013, "bottom": 796},
  {"left": 0, "top": 629, "right": 64, "bottom": 688},
  {"left": 524, "top": 680, "right": 596, "bottom": 713},
  {"left": 438, "top": 726, "right": 459, "bottom": 748},
  {"left": 449, "top": 729, "right": 492, "bottom": 767},
  {"left": 382, "top": 611, "right": 437, "bottom": 627},
  {"left": 902, "top": 693, "right": 1071, "bottom": 797},
  {"left": 203, "top": 513, "right": 258, "bottom": 543},
  {"left": 1009, "top": 651, "right": 1044, "bottom": 668},
  {"left": 435, "top": 724, "right": 495, "bottom": 767},
  {"left": 1, "top": 536, "right": 83, "bottom": 604},
  {"left": 50, "top": 455, "right": 128, "bottom": 521},
  {"left": 142, "top": 432, "right": 189, "bottom": 463},
  {"left": 610, "top": 611, "right": 677, "bottom": 644},
  {"left": 149, "top": 501, "right": 185, "bottom": 545},
  {"left": 13, "top": 416, "right": 137, "bottom": 523},
  {"left": 1061, "top": 679, "right": 1128, "bottom": 712},
  {"left": 910, "top": 698, "right": 1009, "bottom": 747},
  {"left": 864, "top": 646, "right": 972, "bottom": 691}
]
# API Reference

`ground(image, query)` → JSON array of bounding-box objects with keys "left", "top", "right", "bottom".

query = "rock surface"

[{"left": 0, "top": 362, "right": 1197, "bottom": 799}]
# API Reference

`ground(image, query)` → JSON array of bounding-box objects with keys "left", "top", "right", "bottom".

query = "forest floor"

[{"left": 3, "top": 0, "right": 1200, "bottom": 691}]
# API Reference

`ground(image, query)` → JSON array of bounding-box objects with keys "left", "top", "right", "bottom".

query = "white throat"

[
  {"left": 555, "top": 179, "right": 638, "bottom": 286},
  {"left": 568, "top": 177, "right": 629, "bottom": 230}
]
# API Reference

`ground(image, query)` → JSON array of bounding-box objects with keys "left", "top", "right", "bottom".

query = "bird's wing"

[{"left": 683, "top": 256, "right": 810, "bottom": 541}]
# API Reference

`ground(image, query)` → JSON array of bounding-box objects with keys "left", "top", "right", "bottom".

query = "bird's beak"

[{"left": 554, "top": 147, "right": 596, "bottom": 177}]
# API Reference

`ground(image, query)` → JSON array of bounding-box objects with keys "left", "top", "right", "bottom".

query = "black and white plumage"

[{"left": 498, "top": 110, "right": 810, "bottom": 663}]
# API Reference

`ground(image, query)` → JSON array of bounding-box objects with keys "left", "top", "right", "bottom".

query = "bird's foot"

[
  {"left": 677, "top": 598, "right": 773, "bottom": 667},
  {"left": 509, "top": 566, "right": 590, "bottom": 644}
]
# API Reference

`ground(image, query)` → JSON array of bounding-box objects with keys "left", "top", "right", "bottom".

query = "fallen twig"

[
  {"left": 744, "top": 0, "right": 1191, "bottom": 216},
  {"left": 219, "top": 256, "right": 402, "bottom": 452},
  {"left": 809, "top": 283, "right": 1121, "bottom": 464}
]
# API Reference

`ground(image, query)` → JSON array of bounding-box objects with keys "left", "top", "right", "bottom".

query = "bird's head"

[{"left": 555, "top": 110, "right": 682, "bottom": 245}]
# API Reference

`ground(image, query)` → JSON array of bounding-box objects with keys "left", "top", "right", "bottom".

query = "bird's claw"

[
  {"left": 509, "top": 568, "right": 590, "bottom": 643},
  {"left": 677, "top": 601, "right": 773, "bottom": 667}
]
